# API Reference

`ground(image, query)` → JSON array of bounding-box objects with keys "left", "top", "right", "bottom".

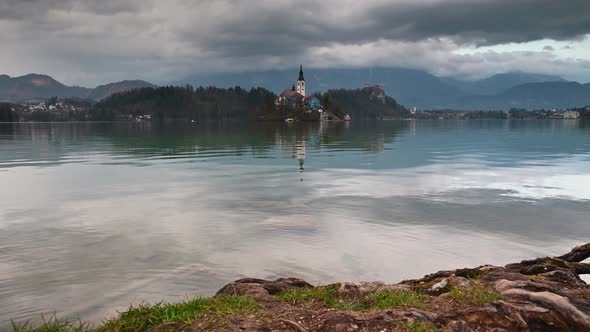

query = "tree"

[{"left": 0, "top": 103, "right": 16, "bottom": 122}]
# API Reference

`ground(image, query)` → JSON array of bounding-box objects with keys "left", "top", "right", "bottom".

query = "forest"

[
  {"left": 92, "top": 85, "right": 276, "bottom": 121},
  {"left": 0, "top": 103, "right": 18, "bottom": 122},
  {"left": 321, "top": 87, "right": 410, "bottom": 119},
  {"left": 3, "top": 85, "right": 589, "bottom": 122}
]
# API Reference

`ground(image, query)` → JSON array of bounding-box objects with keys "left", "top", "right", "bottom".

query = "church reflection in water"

[
  {"left": 296, "top": 140, "right": 305, "bottom": 176},
  {"left": 267, "top": 120, "right": 413, "bottom": 177}
]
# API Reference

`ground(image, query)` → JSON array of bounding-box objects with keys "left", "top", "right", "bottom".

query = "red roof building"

[{"left": 279, "top": 89, "right": 304, "bottom": 99}]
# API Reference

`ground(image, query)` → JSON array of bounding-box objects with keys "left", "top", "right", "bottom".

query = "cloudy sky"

[{"left": 1, "top": 0, "right": 590, "bottom": 86}]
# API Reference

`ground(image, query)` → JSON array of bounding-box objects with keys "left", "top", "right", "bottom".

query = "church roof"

[
  {"left": 280, "top": 89, "right": 304, "bottom": 99},
  {"left": 298, "top": 64, "right": 304, "bottom": 81}
]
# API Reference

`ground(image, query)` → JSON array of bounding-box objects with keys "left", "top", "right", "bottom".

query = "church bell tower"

[{"left": 296, "top": 65, "right": 305, "bottom": 97}]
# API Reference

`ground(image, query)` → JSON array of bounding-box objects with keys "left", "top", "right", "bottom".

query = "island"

[{"left": 14, "top": 243, "right": 590, "bottom": 331}]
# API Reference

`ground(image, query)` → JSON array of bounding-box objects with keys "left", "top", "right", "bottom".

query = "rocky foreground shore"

[
  {"left": 20, "top": 244, "right": 589, "bottom": 332},
  {"left": 132, "top": 243, "right": 590, "bottom": 332}
]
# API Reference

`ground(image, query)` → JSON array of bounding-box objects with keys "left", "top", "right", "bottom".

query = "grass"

[
  {"left": 401, "top": 322, "right": 436, "bottom": 332},
  {"left": 365, "top": 289, "right": 428, "bottom": 310},
  {"left": 448, "top": 284, "right": 504, "bottom": 306},
  {"left": 275, "top": 285, "right": 342, "bottom": 308},
  {"left": 11, "top": 296, "right": 259, "bottom": 332},
  {"left": 11, "top": 285, "right": 502, "bottom": 331},
  {"left": 99, "top": 296, "right": 259, "bottom": 332},
  {"left": 276, "top": 285, "right": 428, "bottom": 311}
]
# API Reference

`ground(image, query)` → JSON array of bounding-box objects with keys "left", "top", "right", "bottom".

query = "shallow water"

[{"left": 1, "top": 120, "right": 589, "bottom": 326}]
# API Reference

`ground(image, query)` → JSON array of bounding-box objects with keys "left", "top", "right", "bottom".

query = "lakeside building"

[
  {"left": 548, "top": 109, "right": 581, "bottom": 119},
  {"left": 562, "top": 110, "right": 580, "bottom": 119},
  {"left": 273, "top": 65, "right": 349, "bottom": 121},
  {"left": 276, "top": 88, "right": 304, "bottom": 107},
  {"left": 276, "top": 65, "right": 322, "bottom": 111},
  {"left": 305, "top": 96, "right": 321, "bottom": 110},
  {"left": 276, "top": 65, "right": 308, "bottom": 108}
]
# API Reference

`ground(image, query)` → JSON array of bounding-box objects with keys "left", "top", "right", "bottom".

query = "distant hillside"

[
  {"left": 4, "top": 69, "right": 589, "bottom": 110},
  {"left": 443, "top": 72, "right": 566, "bottom": 95},
  {"left": 93, "top": 86, "right": 276, "bottom": 121},
  {"left": 177, "top": 68, "right": 585, "bottom": 110},
  {"left": 454, "top": 82, "right": 590, "bottom": 110},
  {"left": 324, "top": 86, "right": 409, "bottom": 119},
  {"left": 87, "top": 80, "right": 158, "bottom": 100},
  {"left": 0, "top": 74, "right": 88, "bottom": 102},
  {"left": 0, "top": 74, "right": 156, "bottom": 102}
]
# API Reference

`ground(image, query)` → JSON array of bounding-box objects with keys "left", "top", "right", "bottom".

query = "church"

[
  {"left": 277, "top": 65, "right": 306, "bottom": 103},
  {"left": 275, "top": 65, "right": 323, "bottom": 113}
]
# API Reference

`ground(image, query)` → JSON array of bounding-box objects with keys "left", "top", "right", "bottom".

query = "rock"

[
  {"left": 440, "top": 301, "right": 529, "bottom": 330},
  {"left": 557, "top": 243, "right": 590, "bottom": 262},
  {"left": 501, "top": 289, "right": 590, "bottom": 330},
  {"left": 202, "top": 243, "right": 590, "bottom": 331},
  {"left": 441, "top": 320, "right": 471, "bottom": 332},
  {"left": 215, "top": 282, "right": 274, "bottom": 302},
  {"left": 215, "top": 277, "right": 313, "bottom": 302},
  {"left": 429, "top": 279, "right": 448, "bottom": 293},
  {"left": 539, "top": 269, "right": 587, "bottom": 287}
]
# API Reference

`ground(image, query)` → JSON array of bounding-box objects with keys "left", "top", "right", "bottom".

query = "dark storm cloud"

[
  {"left": 186, "top": 0, "right": 590, "bottom": 59},
  {"left": 0, "top": 0, "right": 589, "bottom": 85},
  {"left": 368, "top": 0, "right": 590, "bottom": 45},
  {"left": 0, "top": 0, "right": 148, "bottom": 18}
]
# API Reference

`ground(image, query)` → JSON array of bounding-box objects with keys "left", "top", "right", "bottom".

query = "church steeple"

[
  {"left": 296, "top": 65, "right": 306, "bottom": 97},
  {"left": 298, "top": 64, "right": 305, "bottom": 81}
]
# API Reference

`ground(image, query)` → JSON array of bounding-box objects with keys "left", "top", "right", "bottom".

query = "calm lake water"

[{"left": 1, "top": 120, "right": 590, "bottom": 326}]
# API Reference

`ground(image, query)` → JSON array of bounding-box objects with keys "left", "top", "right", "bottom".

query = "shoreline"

[
  {"left": 12, "top": 243, "right": 590, "bottom": 332},
  {"left": 1, "top": 118, "right": 590, "bottom": 125}
]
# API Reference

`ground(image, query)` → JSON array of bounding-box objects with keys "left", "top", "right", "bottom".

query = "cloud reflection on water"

[{"left": 0, "top": 121, "right": 589, "bottom": 326}]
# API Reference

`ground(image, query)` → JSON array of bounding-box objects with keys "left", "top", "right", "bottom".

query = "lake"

[{"left": 1, "top": 120, "right": 589, "bottom": 326}]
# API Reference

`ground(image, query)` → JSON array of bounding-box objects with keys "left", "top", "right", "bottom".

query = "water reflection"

[
  {"left": 0, "top": 120, "right": 589, "bottom": 327},
  {"left": 2, "top": 120, "right": 590, "bottom": 169}
]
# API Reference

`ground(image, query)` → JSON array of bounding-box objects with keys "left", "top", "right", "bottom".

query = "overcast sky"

[{"left": 1, "top": 0, "right": 590, "bottom": 86}]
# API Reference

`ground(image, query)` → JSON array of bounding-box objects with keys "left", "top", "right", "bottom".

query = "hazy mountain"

[
  {"left": 177, "top": 68, "right": 583, "bottom": 110},
  {"left": 87, "top": 80, "right": 157, "bottom": 100},
  {"left": 454, "top": 82, "right": 590, "bottom": 110},
  {"left": 0, "top": 74, "right": 155, "bottom": 102},
  {"left": 444, "top": 72, "right": 566, "bottom": 95},
  {"left": 3, "top": 70, "right": 589, "bottom": 110},
  {"left": 0, "top": 74, "right": 88, "bottom": 102}
]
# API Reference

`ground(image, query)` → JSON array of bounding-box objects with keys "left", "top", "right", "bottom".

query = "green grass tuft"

[
  {"left": 275, "top": 285, "right": 345, "bottom": 308},
  {"left": 277, "top": 286, "right": 428, "bottom": 311},
  {"left": 98, "top": 296, "right": 259, "bottom": 332},
  {"left": 448, "top": 284, "right": 504, "bottom": 306},
  {"left": 365, "top": 290, "right": 428, "bottom": 310}
]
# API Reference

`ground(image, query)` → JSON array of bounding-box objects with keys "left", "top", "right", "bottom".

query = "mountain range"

[
  {"left": 177, "top": 68, "right": 589, "bottom": 110},
  {"left": 1, "top": 70, "right": 589, "bottom": 110},
  {"left": 0, "top": 74, "right": 156, "bottom": 103}
]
